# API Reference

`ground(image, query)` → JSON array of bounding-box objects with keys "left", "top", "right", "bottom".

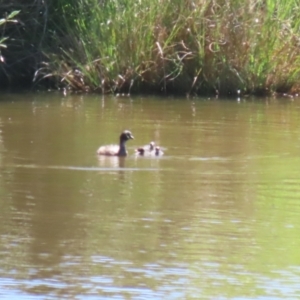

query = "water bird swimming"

[
  {"left": 154, "top": 146, "right": 163, "bottom": 156},
  {"left": 97, "top": 130, "right": 134, "bottom": 156},
  {"left": 135, "top": 141, "right": 155, "bottom": 154},
  {"left": 135, "top": 142, "right": 164, "bottom": 156}
]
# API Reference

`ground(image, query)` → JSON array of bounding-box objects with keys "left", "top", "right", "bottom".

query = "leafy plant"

[{"left": 0, "top": 10, "right": 20, "bottom": 63}]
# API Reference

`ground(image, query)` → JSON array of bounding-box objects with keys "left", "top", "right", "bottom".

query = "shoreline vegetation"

[{"left": 1, "top": 1, "right": 300, "bottom": 96}]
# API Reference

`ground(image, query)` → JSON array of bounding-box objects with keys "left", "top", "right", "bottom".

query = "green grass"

[{"left": 3, "top": 0, "right": 300, "bottom": 96}]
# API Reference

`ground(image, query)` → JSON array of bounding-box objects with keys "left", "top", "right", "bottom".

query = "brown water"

[{"left": 0, "top": 92, "right": 300, "bottom": 299}]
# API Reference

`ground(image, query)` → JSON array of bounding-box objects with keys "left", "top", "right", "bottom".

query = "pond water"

[{"left": 0, "top": 92, "right": 300, "bottom": 299}]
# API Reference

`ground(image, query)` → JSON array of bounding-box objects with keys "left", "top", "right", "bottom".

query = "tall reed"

[{"left": 6, "top": 0, "right": 300, "bottom": 95}]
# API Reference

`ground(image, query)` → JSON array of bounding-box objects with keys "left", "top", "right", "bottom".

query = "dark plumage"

[
  {"left": 97, "top": 130, "right": 134, "bottom": 156},
  {"left": 154, "top": 146, "right": 163, "bottom": 156}
]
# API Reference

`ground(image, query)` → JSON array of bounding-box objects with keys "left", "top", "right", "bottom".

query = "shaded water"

[{"left": 0, "top": 92, "right": 300, "bottom": 299}]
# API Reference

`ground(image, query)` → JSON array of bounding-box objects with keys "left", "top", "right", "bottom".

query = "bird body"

[{"left": 97, "top": 130, "right": 134, "bottom": 156}]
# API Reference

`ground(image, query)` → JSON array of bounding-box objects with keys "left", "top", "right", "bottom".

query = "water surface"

[{"left": 0, "top": 92, "right": 300, "bottom": 299}]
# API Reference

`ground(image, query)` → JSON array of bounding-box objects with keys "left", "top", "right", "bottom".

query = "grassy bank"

[{"left": 2, "top": 0, "right": 300, "bottom": 96}]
